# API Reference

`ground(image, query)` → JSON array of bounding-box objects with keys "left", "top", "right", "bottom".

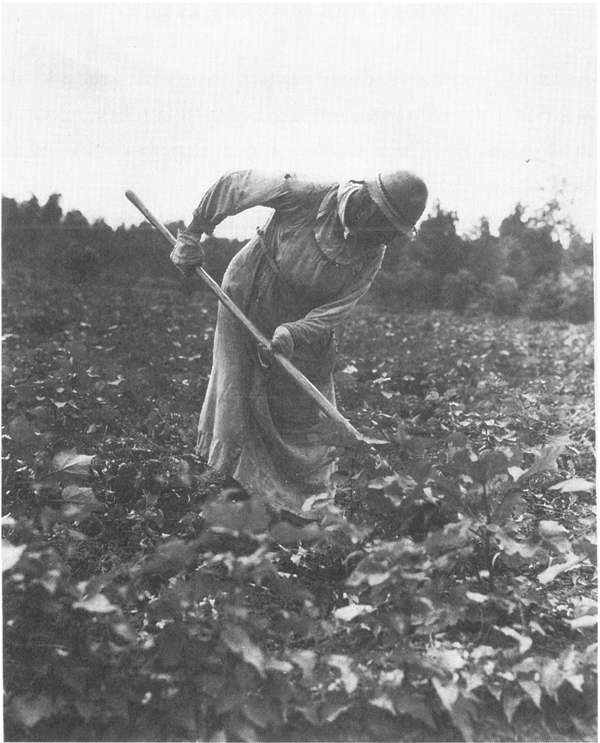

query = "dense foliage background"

[
  {"left": 2, "top": 192, "right": 596, "bottom": 741},
  {"left": 1, "top": 192, "right": 594, "bottom": 323}
]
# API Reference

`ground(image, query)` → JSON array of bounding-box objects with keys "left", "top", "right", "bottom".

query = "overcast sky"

[{"left": 3, "top": 2, "right": 596, "bottom": 240}]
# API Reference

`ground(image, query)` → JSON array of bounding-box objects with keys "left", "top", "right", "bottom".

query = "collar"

[
  {"left": 337, "top": 180, "right": 365, "bottom": 238},
  {"left": 314, "top": 183, "right": 385, "bottom": 265}
]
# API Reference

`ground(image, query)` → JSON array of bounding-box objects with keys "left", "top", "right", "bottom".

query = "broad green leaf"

[
  {"left": 427, "top": 647, "right": 466, "bottom": 673},
  {"left": 214, "top": 680, "right": 246, "bottom": 715},
  {"left": 221, "top": 624, "right": 265, "bottom": 677},
  {"left": 446, "top": 432, "right": 469, "bottom": 449},
  {"left": 112, "top": 620, "right": 137, "bottom": 641},
  {"left": 492, "top": 492, "right": 527, "bottom": 524},
  {"left": 7, "top": 415, "right": 37, "bottom": 444},
  {"left": 228, "top": 719, "right": 257, "bottom": 742},
  {"left": 264, "top": 658, "right": 293, "bottom": 674},
  {"left": 347, "top": 567, "right": 390, "bottom": 587},
  {"left": 492, "top": 528, "right": 540, "bottom": 560},
  {"left": 522, "top": 444, "right": 565, "bottom": 478},
  {"left": 288, "top": 649, "right": 316, "bottom": 678},
  {"left": 320, "top": 697, "right": 351, "bottom": 723},
  {"left": 138, "top": 539, "right": 197, "bottom": 576},
  {"left": 462, "top": 669, "right": 486, "bottom": 693},
  {"left": 471, "top": 450, "right": 509, "bottom": 484},
  {"left": 558, "top": 647, "right": 586, "bottom": 691},
  {"left": 333, "top": 603, "right": 375, "bottom": 622},
  {"left": 208, "top": 731, "right": 227, "bottom": 742},
  {"left": 295, "top": 702, "right": 320, "bottom": 725},
  {"left": 40, "top": 568, "right": 61, "bottom": 594},
  {"left": 369, "top": 695, "right": 396, "bottom": 714},
  {"left": 502, "top": 690, "right": 524, "bottom": 724},
  {"left": 538, "top": 553, "right": 584, "bottom": 585},
  {"left": 499, "top": 627, "right": 532, "bottom": 655},
  {"left": 368, "top": 473, "right": 416, "bottom": 492},
  {"left": 73, "top": 593, "right": 117, "bottom": 613},
  {"left": 563, "top": 672, "right": 585, "bottom": 692},
  {"left": 540, "top": 659, "right": 563, "bottom": 700},
  {"left": 61, "top": 485, "right": 102, "bottom": 520},
  {"left": 300, "top": 492, "right": 332, "bottom": 512},
  {"left": 508, "top": 466, "right": 526, "bottom": 481},
  {"left": 2, "top": 541, "right": 26, "bottom": 572},
  {"left": 431, "top": 676, "right": 459, "bottom": 710},
  {"left": 368, "top": 475, "right": 397, "bottom": 489},
  {"left": 518, "top": 679, "right": 542, "bottom": 708},
  {"left": 298, "top": 522, "right": 321, "bottom": 543},
  {"left": 380, "top": 668, "right": 405, "bottom": 687},
  {"left": 9, "top": 693, "right": 54, "bottom": 728},
  {"left": 107, "top": 375, "right": 125, "bottom": 386},
  {"left": 538, "top": 520, "right": 568, "bottom": 539},
  {"left": 567, "top": 615, "right": 597, "bottom": 630},
  {"left": 574, "top": 536, "right": 597, "bottom": 565},
  {"left": 242, "top": 695, "right": 276, "bottom": 729},
  {"left": 571, "top": 596, "right": 598, "bottom": 618},
  {"left": 465, "top": 591, "right": 488, "bottom": 603},
  {"left": 52, "top": 450, "right": 94, "bottom": 476},
  {"left": 28, "top": 405, "right": 53, "bottom": 421},
  {"left": 550, "top": 478, "right": 595, "bottom": 493},
  {"left": 328, "top": 654, "right": 358, "bottom": 693},
  {"left": 393, "top": 692, "right": 436, "bottom": 728},
  {"left": 447, "top": 695, "right": 475, "bottom": 742},
  {"left": 360, "top": 434, "right": 389, "bottom": 446}
]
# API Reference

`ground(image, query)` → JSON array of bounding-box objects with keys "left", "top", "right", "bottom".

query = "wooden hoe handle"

[{"left": 125, "top": 190, "right": 364, "bottom": 446}]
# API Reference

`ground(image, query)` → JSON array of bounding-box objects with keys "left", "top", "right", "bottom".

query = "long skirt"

[{"left": 196, "top": 248, "right": 337, "bottom": 517}]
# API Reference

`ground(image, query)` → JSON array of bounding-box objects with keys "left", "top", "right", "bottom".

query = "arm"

[
  {"left": 185, "top": 170, "right": 295, "bottom": 235},
  {"left": 279, "top": 250, "right": 385, "bottom": 349},
  {"left": 171, "top": 170, "right": 295, "bottom": 272}
]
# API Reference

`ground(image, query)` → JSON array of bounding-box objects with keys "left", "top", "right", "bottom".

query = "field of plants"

[{"left": 2, "top": 267, "right": 596, "bottom": 742}]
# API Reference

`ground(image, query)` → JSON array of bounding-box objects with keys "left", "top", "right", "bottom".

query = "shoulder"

[
  {"left": 283, "top": 172, "right": 335, "bottom": 194},
  {"left": 280, "top": 173, "right": 337, "bottom": 212},
  {"left": 216, "top": 170, "right": 336, "bottom": 210},
  {"left": 226, "top": 169, "right": 334, "bottom": 196}
]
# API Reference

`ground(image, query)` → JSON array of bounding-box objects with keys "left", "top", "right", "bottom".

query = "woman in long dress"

[{"left": 170, "top": 169, "right": 428, "bottom": 520}]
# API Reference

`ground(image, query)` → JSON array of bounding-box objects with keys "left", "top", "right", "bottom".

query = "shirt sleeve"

[
  {"left": 186, "top": 170, "right": 295, "bottom": 235},
  {"left": 281, "top": 250, "right": 385, "bottom": 347}
]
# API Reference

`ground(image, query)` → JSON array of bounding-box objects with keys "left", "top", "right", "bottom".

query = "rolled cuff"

[{"left": 170, "top": 230, "right": 205, "bottom": 266}]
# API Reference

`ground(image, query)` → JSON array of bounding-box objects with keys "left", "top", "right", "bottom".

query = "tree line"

[{"left": 2, "top": 192, "right": 593, "bottom": 322}]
